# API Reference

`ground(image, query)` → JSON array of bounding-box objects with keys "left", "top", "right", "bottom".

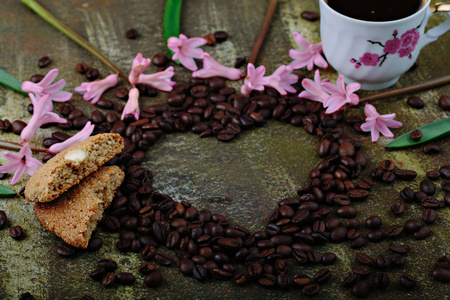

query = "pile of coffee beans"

[{"left": 5, "top": 62, "right": 448, "bottom": 298}]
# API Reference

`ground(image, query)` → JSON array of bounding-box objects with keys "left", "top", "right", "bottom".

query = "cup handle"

[{"left": 420, "top": 3, "right": 450, "bottom": 48}]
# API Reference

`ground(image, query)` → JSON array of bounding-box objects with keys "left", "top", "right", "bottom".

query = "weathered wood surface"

[{"left": 0, "top": 0, "right": 449, "bottom": 299}]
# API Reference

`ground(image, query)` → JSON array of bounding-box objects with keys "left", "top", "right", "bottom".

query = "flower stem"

[
  {"left": 21, "top": 0, "right": 129, "bottom": 83},
  {"left": 360, "top": 75, "right": 450, "bottom": 103},
  {"left": 0, "top": 140, "right": 48, "bottom": 153},
  {"left": 248, "top": 0, "right": 278, "bottom": 65}
]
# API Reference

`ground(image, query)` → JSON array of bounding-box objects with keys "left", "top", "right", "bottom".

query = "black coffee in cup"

[{"left": 327, "top": 0, "right": 423, "bottom": 22}]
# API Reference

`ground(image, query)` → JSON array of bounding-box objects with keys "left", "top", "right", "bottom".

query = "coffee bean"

[
  {"left": 422, "top": 208, "right": 437, "bottom": 224},
  {"left": 435, "top": 256, "right": 450, "bottom": 268},
  {"left": 438, "top": 95, "right": 450, "bottom": 111},
  {"left": 0, "top": 210, "right": 7, "bottom": 229},
  {"left": 98, "top": 259, "right": 118, "bottom": 272},
  {"left": 86, "top": 68, "right": 99, "bottom": 81},
  {"left": 301, "top": 11, "right": 319, "bottom": 21},
  {"left": 400, "top": 187, "right": 414, "bottom": 202},
  {"left": 403, "top": 219, "right": 422, "bottom": 233},
  {"left": 399, "top": 274, "right": 417, "bottom": 290},
  {"left": 11, "top": 120, "right": 27, "bottom": 135},
  {"left": 234, "top": 57, "right": 247, "bottom": 68},
  {"left": 116, "top": 272, "right": 136, "bottom": 285},
  {"left": 302, "top": 283, "right": 320, "bottom": 296},
  {"left": 126, "top": 28, "right": 139, "bottom": 39},
  {"left": 391, "top": 199, "right": 405, "bottom": 215},
  {"left": 391, "top": 253, "right": 406, "bottom": 267},
  {"left": 350, "top": 237, "right": 366, "bottom": 249},
  {"left": 375, "top": 255, "right": 390, "bottom": 269},
  {"left": 314, "top": 268, "right": 332, "bottom": 284},
  {"left": 355, "top": 253, "right": 373, "bottom": 266},
  {"left": 382, "top": 171, "right": 395, "bottom": 183},
  {"left": 19, "top": 292, "right": 34, "bottom": 300},
  {"left": 330, "top": 226, "right": 347, "bottom": 243},
  {"left": 410, "top": 129, "right": 422, "bottom": 141},
  {"left": 407, "top": 96, "right": 424, "bottom": 109},
  {"left": 9, "top": 225, "right": 24, "bottom": 239},
  {"left": 321, "top": 252, "right": 337, "bottom": 265},
  {"left": 76, "top": 62, "right": 89, "bottom": 74},
  {"left": 213, "top": 31, "right": 228, "bottom": 43},
  {"left": 426, "top": 170, "right": 440, "bottom": 180},
  {"left": 393, "top": 169, "right": 417, "bottom": 180},
  {"left": 87, "top": 237, "right": 103, "bottom": 252},
  {"left": 101, "top": 272, "right": 115, "bottom": 287},
  {"left": 56, "top": 243, "right": 75, "bottom": 257},
  {"left": 389, "top": 243, "right": 410, "bottom": 254},
  {"left": 144, "top": 271, "right": 163, "bottom": 287},
  {"left": 432, "top": 267, "right": 450, "bottom": 283},
  {"left": 365, "top": 216, "right": 382, "bottom": 229},
  {"left": 423, "top": 144, "right": 440, "bottom": 154},
  {"left": 372, "top": 272, "right": 389, "bottom": 290},
  {"left": 0, "top": 119, "right": 12, "bottom": 132},
  {"left": 336, "top": 206, "right": 356, "bottom": 218},
  {"left": 352, "top": 264, "right": 371, "bottom": 276},
  {"left": 420, "top": 179, "right": 436, "bottom": 195},
  {"left": 351, "top": 280, "right": 370, "bottom": 298},
  {"left": 413, "top": 226, "right": 431, "bottom": 240},
  {"left": 38, "top": 56, "right": 51, "bottom": 68},
  {"left": 343, "top": 273, "right": 359, "bottom": 288},
  {"left": 193, "top": 265, "right": 208, "bottom": 282},
  {"left": 138, "top": 262, "right": 156, "bottom": 274},
  {"left": 152, "top": 53, "right": 169, "bottom": 67},
  {"left": 385, "top": 225, "right": 404, "bottom": 238}
]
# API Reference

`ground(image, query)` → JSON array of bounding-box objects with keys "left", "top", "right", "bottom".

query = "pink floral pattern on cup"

[{"left": 350, "top": 26, "right": 420, "bottom": 68}]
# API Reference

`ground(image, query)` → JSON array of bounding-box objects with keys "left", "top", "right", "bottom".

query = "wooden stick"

[
  {"left": 360, "top": 74, "right": 450, "bottom": 103},
  {"left": 0, "top": 141, "right": 48, "bottom": 153},
  {"left": 248, "top": 0, "right": 278, "bottom": 65}
]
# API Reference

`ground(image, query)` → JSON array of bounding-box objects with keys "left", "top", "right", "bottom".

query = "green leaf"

[
  {"left": 386, "top": 117, "right": 450, "bottom": 149},
  {"left": 0, "top": 184, "right": 16, "bottom": 197},
  {"left": 0, "top": 68, "right": 27, "bottom": 96},
  {"left": 164, "top": 0, "right": 182, "bottom": 58}
]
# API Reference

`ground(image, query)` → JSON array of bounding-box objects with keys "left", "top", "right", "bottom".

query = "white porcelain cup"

[{"left": 319, "top": 0, "right": 450, "bottom": 90}]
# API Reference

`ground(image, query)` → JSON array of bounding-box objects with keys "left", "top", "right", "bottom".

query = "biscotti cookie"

[
  {"left": 34, "top": 166, "right": 124, "bottom": 248},
  {"left": 25, "top": 133, "right": 124, "bottom": 203}
]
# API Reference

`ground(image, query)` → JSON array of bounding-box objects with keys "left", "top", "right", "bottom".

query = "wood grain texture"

[{"left": 0, "top": 0, "right": 449, "bottom": 299}]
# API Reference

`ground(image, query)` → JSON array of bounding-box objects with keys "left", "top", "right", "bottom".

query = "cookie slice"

[
  {"left": 25, "top": 133, "right": 124, "bottom": 203},
  {"left": 34, "top": 166, "right": 124, "bottom": 248}
]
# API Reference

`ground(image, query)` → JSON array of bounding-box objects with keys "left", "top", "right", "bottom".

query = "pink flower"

[
  {"left": 360, "top": 103, "right": 402, "bottom": 142},
  {"left": 400, "top": 29, "right": 416, "bottom": 48},
  {"left": 240, "top": 63, "right": 268, "bottom": 96},
  {"left": 74, "top": 74, "right": 119, "bottom": 104},
  {"left": 288, "top": 32, "right": 328, "bottom": 71},
  {"left": 20, "top": 94, "right": 67, "bottom": 144},
  {"left": 137, "top": 66, "right": 176, "bottom": 92},
  {"left": 129, "top": 53, "right": 151, "bottom": 85},
  {"left": 383, "top": 38, "right": 401, "bottom": 54},
  {"left": 48, "top": 121, "right": 95, "bottom": 154},
  {"left": 359, "top": 53, "right": 380, "bottom": 66},
  {"left": 192, "top": 53, "right": 243, "bottom": 80},
  {"left": 167, "top": 34, "right": 207, "bottom": 71},
  {"left": 264, "top": 65, "right": 298, "bottom": 95},
  {"left": 21, "top": 68, "right": 72, "bottom": 105},
  {"left": 321, "top": 75, "right": 360, "bottom": 114},
  {"left": 298, "top": 69, "right": 331, "bottom": 103},
  {"left": 0, "top": 143, "right": 42, "bottom": 185},
  {"left": 121, "top": 88, "right": 140, "bottom": 120},
  {"left": 398, "top": 47, "right": 413, "bottom": 58}
]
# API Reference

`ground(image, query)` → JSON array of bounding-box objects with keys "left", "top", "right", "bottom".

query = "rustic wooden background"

[{"left": 0, "top": 0, "right": 449, "bottom": 299}]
